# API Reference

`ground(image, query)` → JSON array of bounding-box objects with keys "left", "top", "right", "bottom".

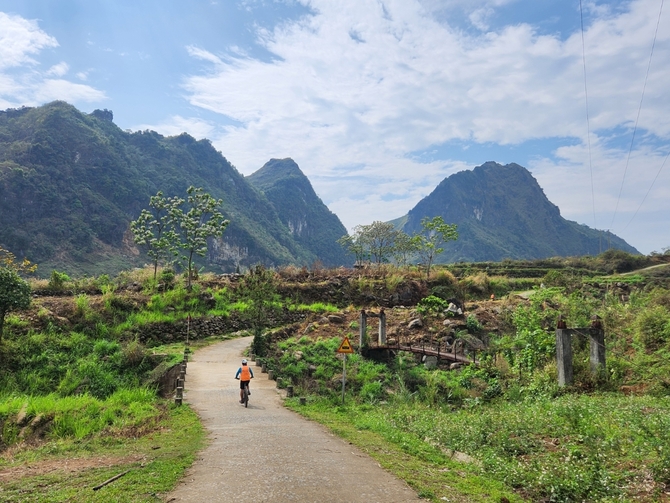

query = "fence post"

[
  {"left": 556, "top": 328, "right": 573, "bottom": 386},
  {"left": 378, "top": 308, "right": 386, "bottom": 345},
  {"left": 589, "top": 315, "right": 606, "bottom": 375},
  {"left": 359, "top": 310, "right": 367, "bottom": 350}
]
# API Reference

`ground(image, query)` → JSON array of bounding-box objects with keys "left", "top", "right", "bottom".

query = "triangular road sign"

[{"left": 337, "top": 336, "right": 354, "bottom": 354}]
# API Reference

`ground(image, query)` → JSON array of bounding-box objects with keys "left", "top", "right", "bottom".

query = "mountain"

[
  {"left": 247, "top": 158, "right": 349, "bottom": 267},
  {"left": 394, "top": 161, "right": 638, "bottom": 262},
  {"left": 0, "top": 102, "right": 346, "bottom": 276}
]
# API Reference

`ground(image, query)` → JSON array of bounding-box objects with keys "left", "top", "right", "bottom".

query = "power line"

[
  {"left": 624, "top": 148, "right": 670, "bottom": 230},
  {"left": 579, "top": 0, "right": 597, "bottom": 231},
  {"left": 611, "top": 0, "right": 665, "bottom": 229}
]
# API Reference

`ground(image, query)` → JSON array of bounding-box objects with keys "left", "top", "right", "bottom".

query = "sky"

[{"left": 1, "top": 0, "right": 669, "bottom": 255}]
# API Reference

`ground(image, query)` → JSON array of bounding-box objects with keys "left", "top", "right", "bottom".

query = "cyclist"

[{"left": 235, "top": 359, "right": 254, "bottom": 403}]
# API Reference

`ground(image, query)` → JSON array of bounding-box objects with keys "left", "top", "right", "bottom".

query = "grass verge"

[
  {"left": 285, "top": 398, "right": 524, "bottom": 502},
  {"left": 0, "top": 403, "right": 205, "bottom": 503}
]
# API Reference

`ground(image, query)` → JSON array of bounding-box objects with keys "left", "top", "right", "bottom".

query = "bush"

[
  {"left": 48, "top": 270, "right": 70, "bottom": 291},
  {"left": 416, "top": 295, "right": 448, "bottom": 315},
  {"left": 636, "top": 306, "right": 670, "bottom": 351}
]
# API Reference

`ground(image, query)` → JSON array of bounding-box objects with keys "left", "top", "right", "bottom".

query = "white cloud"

[
  {"left": 161, "top": 0, "right": 669, "bottom": 252},
  {"left": 47, "top": 62, "right": 69, "bottom": 77},
  {"left": 33, "top": 79, "right": 106, "bottom": 103},
  {"left": 0, "top": 12, "right": 58, "bottom": 70},
  {"left": 0, "top": 12, "right": 106, "bottom": 108}
]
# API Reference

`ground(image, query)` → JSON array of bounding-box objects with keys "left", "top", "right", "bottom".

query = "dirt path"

[{"left": 165, "top": 336, "right": 422, "bottom": 503}]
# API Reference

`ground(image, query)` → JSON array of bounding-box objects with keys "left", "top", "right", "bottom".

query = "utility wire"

[
  {"left": 611, "top": 0, "right": 664, "bottom": 229},
  {"left": 579, "top": 0, "right": 597, "bottom": 231},
  {"left": 623, "top": 148, "right": 670, "bottom": 230}
]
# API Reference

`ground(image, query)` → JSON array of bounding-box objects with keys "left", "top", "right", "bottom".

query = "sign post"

[
  {"left": 186, "top": 314, "right": 191, "bottom": 347},
  {"left": 336, "top": 337, "right": 354, "bottom": 404}
]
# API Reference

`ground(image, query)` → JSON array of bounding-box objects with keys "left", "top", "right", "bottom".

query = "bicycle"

[{"left": 242, "top": 382, "right": 250, "bottom": 408}]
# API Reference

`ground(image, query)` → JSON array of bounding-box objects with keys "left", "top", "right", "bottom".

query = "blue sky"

[{"left": 1, "top": 0, "right": 668, "bottom": 254}]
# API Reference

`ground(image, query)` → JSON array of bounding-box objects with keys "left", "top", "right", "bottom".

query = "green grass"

[
  {"left": 0, "top": 403, "right": 204, "bottom": 502},
  {"left": 287, "top": 398, "right": 524, "bottom": 502},
  {"left": 286, "top": 394, "right": 670, "bottom": 502}
]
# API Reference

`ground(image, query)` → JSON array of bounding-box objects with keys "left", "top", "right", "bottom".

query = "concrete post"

[
  {"left": 359, "top": 310, "right": 367, "bottom": 349},
  {"left": 556, "top": 328, "right": 573, "bottom": 386},
  {"left": 287, "top": 385, "right": 294, "bottom": 398},
  {"left": 261, "top": 362, "right": 267, "bottom": 373},
  {"left": 378, "top": 308, "right": 386, "bottom": 345},
  {"left": 268, "top": 369, "right": 274, "bottom": 380},
  {"left": 589, "top": 315, "right": 605, "bottom": 375}
]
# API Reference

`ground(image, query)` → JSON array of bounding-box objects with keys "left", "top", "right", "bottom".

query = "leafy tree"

[
  {"left": 360, "top": 221, "right": 398, "bottom": 264},
  {"left": 337, "top": 234, "right": 368, "bottom": 265},
  {"left": 171, "top": 187, "right": 229, "bottom": 288},
  {"left": 0, "top": 268, "right": 31, "bottom": 340},
  {"left": 390, "top": 230, "right": 419, "bottom": 267},
  {"left": 0, "top": 247, "right": 35, "bottom": 340},
  {"left": 130, "top": 191, "right": 181, "bottom": 281},
  {"left": 237, "top": 265, "right": 282, "bottom": 356},
  {"left": 413, "top": 216, "right": 458, "bottom": 278},
  {"left": 0, "top": 247, "right": 37, "bottom": 275}
]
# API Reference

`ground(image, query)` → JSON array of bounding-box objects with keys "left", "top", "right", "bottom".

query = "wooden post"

[
  {"left": 287, "top": 385, "right": 294, "bottom": 398},
  {"left": 556, "top": 328, "right": 573, "bottom": 386},
  {"left": 589, "top": 315, "right": 606, "bottom": 375},
  {"left": 378, "top": 308, "right": 386, "bottom": 345},
  {"left": 359, "top": 310, "right": 367, "bottom": 350}
]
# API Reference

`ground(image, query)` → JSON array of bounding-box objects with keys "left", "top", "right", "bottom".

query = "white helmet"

[{"left": 241, "top": 359, "right": 247, "bottom": 364}]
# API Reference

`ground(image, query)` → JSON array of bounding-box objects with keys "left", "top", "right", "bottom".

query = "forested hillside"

[
  {"left": 247, "top": 158, "right": 349, "bottom": 267},
  {"left": 0, "top": 102, "right": 349, "bottom": 276},
  {"left": 395, "top": 162, "right": 638, "bottom": 262}
]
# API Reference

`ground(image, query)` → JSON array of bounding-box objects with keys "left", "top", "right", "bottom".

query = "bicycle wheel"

[{"left": 243, "top": 385, "right": 249, "bottom": 408}]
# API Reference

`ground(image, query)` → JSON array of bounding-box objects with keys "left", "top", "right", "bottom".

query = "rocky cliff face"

[
  {"left": 0, "top": 102, "right": 350, "bottom": 275},
  {"left": 247, "top": 158, "right": 350, "bottom": 267},
  {"left": 397, "top": 162, "right": 638, "bottom": 262}
]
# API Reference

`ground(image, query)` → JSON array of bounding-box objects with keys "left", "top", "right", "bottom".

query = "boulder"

[
  {"left": 327, "top": 314, "right": 344, "bottom": 324},
  {"left": 408, "top": 318, "right": 423, "bottom": 329}
]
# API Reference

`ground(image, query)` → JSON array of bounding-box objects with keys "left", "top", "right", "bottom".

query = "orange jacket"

[{"left": 238, "top": 365, "right": 252, "bottom": 381}]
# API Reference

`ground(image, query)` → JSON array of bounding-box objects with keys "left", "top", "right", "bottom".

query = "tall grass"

[{"left": 0, "top": 388, "right": 160, "bottom": 445}]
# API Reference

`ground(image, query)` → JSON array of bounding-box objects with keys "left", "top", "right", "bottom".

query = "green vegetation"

[
  {"left": 0, "top": 267, "right": 31, "bottom": 339},
  {"left": 0, "top": 102, "right": 328, "bottom": 277},
  {"left": 413, "top": 215, "right": 459, "bottom": 278},
  {"left": 261, "top": 257, "right": 670, "bottom": 501},
  {"left": 338, "top": 216, "right": 459, "bottom": 275},
  {"left": 1, "top": 251, "right": 669, "bottom": 501},
  {"left": 236, "top": 264, "right": 282, "bottom": 356}
]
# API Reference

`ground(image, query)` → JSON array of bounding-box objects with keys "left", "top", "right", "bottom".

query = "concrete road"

[{"left": 165, "top": 336, "right": 422, "bottom": 503}]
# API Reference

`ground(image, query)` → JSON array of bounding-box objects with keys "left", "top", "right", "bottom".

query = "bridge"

[{"left": 358, "top": 309, "right": 479, "bottom": 366}]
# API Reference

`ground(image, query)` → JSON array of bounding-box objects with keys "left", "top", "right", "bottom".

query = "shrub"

[
  {"left": 416, "top": 295, "right": 448, "bottom": 315},
  {"left": 635, "top": 306, "right": 670, "bottom": 351},
  {"left": 48, "top": 270, "right": 70, "bottom": 291}
]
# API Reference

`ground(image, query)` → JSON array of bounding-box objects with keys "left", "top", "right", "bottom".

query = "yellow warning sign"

[{"left": 336, "top": 336, "right": 354, "bottom": 354}]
